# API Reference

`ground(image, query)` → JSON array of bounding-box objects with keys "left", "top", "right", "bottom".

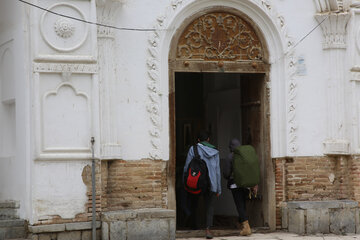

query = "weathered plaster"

[{"left": 33, "top": 161, "right": 88, "bottom": 221}]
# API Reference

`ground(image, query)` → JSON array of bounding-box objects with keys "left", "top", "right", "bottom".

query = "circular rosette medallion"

[{"left": 40, "top": 3, "right": 88, "bottom": 52}]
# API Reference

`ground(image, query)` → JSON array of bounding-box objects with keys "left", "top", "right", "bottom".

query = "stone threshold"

[
  {"left": 28, "top": 221, "right": 101, "bottom": 233},
  {"left": 101, "top": 208, "right": 175, "bottom": 240},
  {"left": 176, "top": 227, "right": 271, "bottom": 238}
]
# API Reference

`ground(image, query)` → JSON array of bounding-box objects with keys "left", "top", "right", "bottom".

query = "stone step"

[
  {"left": 0, "top": 209, "right": 19, "bottom": 220},
  {"left": 0, "top": 220, "right": 25, "bottom": 228},
  {"left": 0, "top": 202, "right": 19, "bottom": 210},
  {"left": 0, "top": 227, "right": 26, "bottom": 240},
  {"left": 0, "top": 201, "right": 20, "bottom": 221},
  {"left": 0, "top": 220, "right": 26, "bottom": 240}
]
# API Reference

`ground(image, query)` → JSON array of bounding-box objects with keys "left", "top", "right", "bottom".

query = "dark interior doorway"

[{"left": 175, "top": 72, "right": 265, "bottom": 230}]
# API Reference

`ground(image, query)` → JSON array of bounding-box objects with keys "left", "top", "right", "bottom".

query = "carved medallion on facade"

[
  {"left": 177, "top": 12, "right": 263, "bottom": 61},
  {"left": 40, "top": 3, "right": 89, "bottom": 52}
]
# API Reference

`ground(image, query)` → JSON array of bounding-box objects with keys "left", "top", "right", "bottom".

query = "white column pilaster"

[
  {"left": 96, "top": 0, "right": 122, "bottom": 159},
  {"left": 315, "top": 10, "right": 351, "bottom": 155}
]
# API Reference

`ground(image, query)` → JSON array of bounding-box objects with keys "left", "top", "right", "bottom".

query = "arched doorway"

[{"left": 169, "top": 9, "right": 271, "bottom": 233}]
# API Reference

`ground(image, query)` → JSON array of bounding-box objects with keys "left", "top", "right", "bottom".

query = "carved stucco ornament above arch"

[
  {"left": 147, "top": 0, "right": 299, "bottom": 159},
  {"left": 176, "top": 12, "right": 264, "bottom": 61}
]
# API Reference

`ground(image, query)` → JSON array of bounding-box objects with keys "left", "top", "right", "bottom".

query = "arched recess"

[{"left": 155, "top": 0, "right": 291, "bottom": 230}]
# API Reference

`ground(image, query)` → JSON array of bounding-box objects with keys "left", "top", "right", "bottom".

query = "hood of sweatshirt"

[
  {"left": 229, "top": 138, "right": 241, "bottom": 152},
  {"left": 197, "top": 142, "right": 218, "bottom": 158}
]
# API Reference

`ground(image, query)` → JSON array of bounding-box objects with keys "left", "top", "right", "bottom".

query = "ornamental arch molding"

[{"left": 147, "top": 0, "right": 298, "bottom": 160}]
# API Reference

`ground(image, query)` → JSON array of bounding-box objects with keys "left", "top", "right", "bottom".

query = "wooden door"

[{"left": 241, "top": 74, "right": 265, "bottom": 227}]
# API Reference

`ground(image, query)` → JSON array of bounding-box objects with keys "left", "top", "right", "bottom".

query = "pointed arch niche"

[{"left": 161, "top": 2, "right": 291, "bottom": 230}]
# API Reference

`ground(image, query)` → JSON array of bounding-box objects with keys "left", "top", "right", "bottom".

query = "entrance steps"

[{"left": 0, "top": 201, "right": 27, "bottom": 240}]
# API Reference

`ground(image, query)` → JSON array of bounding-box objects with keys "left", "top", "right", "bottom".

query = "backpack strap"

[{"left": 193, "top": 144, "right": 200, "bottom": 159}]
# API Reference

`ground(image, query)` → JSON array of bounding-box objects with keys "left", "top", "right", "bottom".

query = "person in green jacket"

[{"left": 223, "top": 138, "right": 258, "bottom": 236}]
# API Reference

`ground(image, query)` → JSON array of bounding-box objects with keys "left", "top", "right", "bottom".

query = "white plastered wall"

[
  {"left": 273, "top": 0, "right": 328, "bottom": 157},
  {"left": 29, "top": 0, "right": 99, "bottom": 224},
  {"left": 0, "top": 0, "right": 30, "bottom": 219},
  {"left": 98, "top": 0, "right": 333, "bottom": 160}
]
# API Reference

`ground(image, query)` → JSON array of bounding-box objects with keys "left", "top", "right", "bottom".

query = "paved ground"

[{"left": 176, "top": 232, "right": 360, "bottom": 239}]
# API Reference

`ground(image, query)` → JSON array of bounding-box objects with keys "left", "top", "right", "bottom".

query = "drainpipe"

[{"left": 91, "top": 137, "right": 96, "bottom": 240}]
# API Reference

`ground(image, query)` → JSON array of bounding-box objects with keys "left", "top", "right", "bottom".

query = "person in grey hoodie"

[{"left": 183, "top": 131, "right": 221, "bottom": 239}]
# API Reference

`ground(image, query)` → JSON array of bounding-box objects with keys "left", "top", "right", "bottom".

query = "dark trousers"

[
  {"left": 185, "top": 191, "right": 217, "bottom": 229},
  {"left": 231, "top": 188, "right": 249, "bottom": 223}
]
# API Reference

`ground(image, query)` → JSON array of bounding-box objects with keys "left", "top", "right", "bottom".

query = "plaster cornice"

[{"left": 96, "top": 0, "right": 124, "bottom": 7}]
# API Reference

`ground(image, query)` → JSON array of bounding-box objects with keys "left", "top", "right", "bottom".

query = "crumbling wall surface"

[{"left": 275, "top": 155, "right": 360, "bottom": 228}]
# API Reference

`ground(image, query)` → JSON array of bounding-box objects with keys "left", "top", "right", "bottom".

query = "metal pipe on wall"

[{"left": 91, "top": 137, "right": 96, "bottom": 240}]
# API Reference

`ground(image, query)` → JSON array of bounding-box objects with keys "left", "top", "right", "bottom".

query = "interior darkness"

[{"left": 175, "top": 72, "right": 265, "bottom": 230}]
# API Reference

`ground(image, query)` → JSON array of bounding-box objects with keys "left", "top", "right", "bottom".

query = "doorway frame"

[{"left": 168, "top": 7, "right": 273, "bottom": 230}]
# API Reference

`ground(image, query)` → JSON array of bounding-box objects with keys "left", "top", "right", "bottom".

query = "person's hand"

[
  {"left": 216, "top": 193, "right": 220, "bottom": 198},
  {"left": 252, "top": 185, "right": 258, "bottom": 196}
]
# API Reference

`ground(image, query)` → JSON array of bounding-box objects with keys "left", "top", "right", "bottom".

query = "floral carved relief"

[
  {"left": 54, "top": 18, "right": 75, "bottom": 39},
  {"left": 177, "top": 12, "right": 263, "bottom": 61}
]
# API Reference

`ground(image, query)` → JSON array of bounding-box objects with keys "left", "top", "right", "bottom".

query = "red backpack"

[{"left": 184, "top": 145, "right": 210, "bottom": 194}]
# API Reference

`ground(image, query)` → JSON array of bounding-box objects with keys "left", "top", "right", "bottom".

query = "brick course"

[
  {"left": 101, "top": 159, "right": 168, "bottom": 211},
  {"left": 274, "top": 156, "right": 360, "bottom": 229}
]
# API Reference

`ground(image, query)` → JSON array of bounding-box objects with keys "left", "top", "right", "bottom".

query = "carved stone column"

[
  {"left": 96, "top": 0, "right": 122, "bottom": 159},
  {"left": 350, "top": 3, "right": 360, "bottom": 153},
  {"left": 315, "top": 2, "right": 351, "bottom": 155}
]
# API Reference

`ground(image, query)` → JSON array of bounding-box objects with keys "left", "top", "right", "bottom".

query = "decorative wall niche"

[
  {"left": 0, "top": 40, "right": 16, "bottom": 159},
  {"left": 0, "top": 40, "right": 15, "bottom": 103},
  {"left": 33, "top": 66, "right": 98, "bottom": 160},
  {"left": 42, "top": 83, "right": 90, "bottom": 153},
  {"left": 0, "top": 102, "right": 15, "bottom": 159}
]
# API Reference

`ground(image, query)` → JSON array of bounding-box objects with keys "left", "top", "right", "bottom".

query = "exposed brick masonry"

[
  {"left": 274, "top": 156, "right": 359, "bottom": 229},
  {"left": 101, "top": 159, "right": 168, "bottom": 211}
]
